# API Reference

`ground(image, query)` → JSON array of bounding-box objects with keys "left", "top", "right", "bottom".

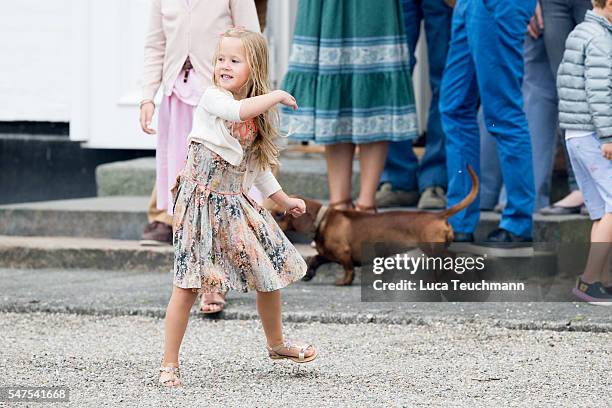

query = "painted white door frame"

[{"left": 70, "top": 0, "right": 156, "bottom": 149}]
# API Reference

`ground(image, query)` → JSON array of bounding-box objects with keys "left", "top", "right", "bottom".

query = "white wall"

[
  {"left": 0, "top": 0, "right": 72, "bottom": 122},
  {"left": 0, "top": 0, "right": 429, "bottom": 142},
  {"left": 0, "top": 0, "right": 293, "bottom": 124}
]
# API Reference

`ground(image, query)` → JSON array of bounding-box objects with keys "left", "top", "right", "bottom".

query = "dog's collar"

[{"left": 313, "top": 204, "right": 329, "bottom": 236}]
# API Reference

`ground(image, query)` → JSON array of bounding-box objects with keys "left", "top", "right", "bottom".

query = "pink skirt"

[{"left": 156, "top": 93, "right": 195, "bottom": 214}]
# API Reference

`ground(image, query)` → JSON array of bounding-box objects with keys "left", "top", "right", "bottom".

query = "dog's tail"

[{"left": 439, "top": 164, "right": 479, "bottom": 218}]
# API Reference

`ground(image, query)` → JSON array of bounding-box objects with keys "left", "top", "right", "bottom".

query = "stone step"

[
  {"left": 0, "top": 235, "right": 580, "bottom": 299},
  {"left": 0, "top": 195, "right": 592, "bottom": 248},
  {"left": 0, "top": 235, "right": 318, "bottom": 273},
  {"left": 96, "top": 152, "right": 360, "bottom": 200},
  {"left": 95, "top": 144, "right": 572, "bottom": 203},
  {"left": 0, "top": 196, "right": 591, "bottom": 245},
  {"left": 0, "top": 196, "right": 149, "bottom": 240}
]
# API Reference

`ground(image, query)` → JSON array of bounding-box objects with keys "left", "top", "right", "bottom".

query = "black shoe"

[
  {"left": 479, "top": 228, "right": 532, "bottom": 247},
  {"left": 453, "top": 232, "right": 474, "bottom": 242},
  {"left": 539, "top": 204, "right": 581, "bottom": 215}
]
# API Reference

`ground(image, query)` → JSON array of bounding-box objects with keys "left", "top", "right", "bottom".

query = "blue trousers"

[
  {"left": 439, "top": 0, "right": 536, "bottom": 237},
  {"left": 380, "top": 0, "right": 452, "bottom": 192},
  {"left": 480, "top": 35, "right": 559, "bottom": 212}
]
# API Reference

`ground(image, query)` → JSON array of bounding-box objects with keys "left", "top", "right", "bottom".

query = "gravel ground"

[{"left": 1, "top": 312, "right": 610, "bottom": 408}]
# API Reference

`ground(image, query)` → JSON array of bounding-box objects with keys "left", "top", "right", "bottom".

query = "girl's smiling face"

[{"left": 214, "top": 37, "right": 250, "bottom": 98}]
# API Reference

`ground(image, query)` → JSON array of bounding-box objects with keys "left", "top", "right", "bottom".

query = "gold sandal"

[
  {"left": 267, "top": 339, "right": 318, "bottom": 364},
  {"left": 199, "top": 291, "right": 227, "bottom": 315},
  {"left": 159, "top": 363, "right": 181, "bottom": 387},
  {"left": 328, "top": 198, "right": 354, "bottom": 210},
  {"left": 354, "top": 201, "right": 378, "bottom": 213}
]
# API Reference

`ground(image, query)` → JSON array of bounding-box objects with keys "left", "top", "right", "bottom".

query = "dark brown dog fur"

[{"left": 272, "top": 166, "right": 479, "bottom": 285}]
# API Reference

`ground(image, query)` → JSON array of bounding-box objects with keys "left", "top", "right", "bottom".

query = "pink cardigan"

[{"left": 142, "top": 0, "right": 260, "bottom": 102}]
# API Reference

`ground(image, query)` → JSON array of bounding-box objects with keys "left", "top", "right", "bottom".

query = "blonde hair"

[
  {"left": 213, "top": 28, "right": 279, "bottom": 170},
  {"left": 592, "top": 0, "right": 606, "bottom": 7}
]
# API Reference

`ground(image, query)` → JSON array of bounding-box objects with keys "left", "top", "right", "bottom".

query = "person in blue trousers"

[
  {"left": 439, "top": 0, "right": 536, "bottom": 245},
  {"left": 376, "top": 0, "right": 453, "bottom": 210},
  {"left": 480, "top": 1, "right": 593, "bottom": 215},
  {"left": 479, "top": 34, "right": 559, "bottom": 213}
]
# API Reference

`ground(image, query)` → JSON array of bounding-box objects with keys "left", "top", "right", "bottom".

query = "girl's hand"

[
  {"left": 140, "top": 102, "right": 156, "bottom": 135},
  {"left": 274, "top": 90, "right": 298, "bottom": 111},
  {"left": 283, "top": 197, "right": 306, "bottom": 217}
]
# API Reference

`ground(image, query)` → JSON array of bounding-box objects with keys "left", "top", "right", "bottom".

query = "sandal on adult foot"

[
  {"left": 329, "top": 198, "right": 354, "bottom": 210},
  {"left": 354, "top": 202, "right": 377, "bottom": 213},
  {"left": 159, "top": 364, "right": 181, "bottom": 387},
  {"left": 267, "top": 339, "right": 318, "bottom": 363},
  {"left": 199, "top": 291, "right": 227, "bottom": 315}
]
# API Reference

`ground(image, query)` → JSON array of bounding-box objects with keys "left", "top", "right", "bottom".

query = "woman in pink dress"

[{"left": 139, "top": 0, "right": 261, "bottom": 313}]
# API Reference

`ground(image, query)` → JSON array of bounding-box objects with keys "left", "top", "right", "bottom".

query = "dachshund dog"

[{"left": 272, "top": 166, "right": 478, "bottom": 285}]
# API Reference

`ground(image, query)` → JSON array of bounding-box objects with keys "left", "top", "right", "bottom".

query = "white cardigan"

[{"left": 188, "top": 87, "right": 282, "bottom": 198}]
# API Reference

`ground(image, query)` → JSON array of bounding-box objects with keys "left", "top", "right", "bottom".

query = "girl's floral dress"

[{"left": 171, "top": 119, "right": 307, "bottom": 293}]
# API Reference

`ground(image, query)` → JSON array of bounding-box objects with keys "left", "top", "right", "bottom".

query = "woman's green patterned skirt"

[{"left": 281, "top": 0, "right": 418, "bottom": 145}]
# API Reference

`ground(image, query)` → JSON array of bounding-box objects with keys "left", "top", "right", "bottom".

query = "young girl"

[
  {"left": 139, "top": 0, "right": 261, "bottom": 314},
  {"left": 158, "top": 28, "right": 318, "bottom": 387}
]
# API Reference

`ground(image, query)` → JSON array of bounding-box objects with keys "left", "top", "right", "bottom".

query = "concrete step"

[
  {"left": 0, "top": 235, "right": 318, "bottom": 273},
  {"left": 0, "top": 196, "right": 592, "bottom": 244},
  {"left": 0, "top": 196, "right": 149, "bottom": 240},
  {"left": 0, "top": 235, "right": 582, "bottom": 300},
  {"left": 96, "top": 152, "right": 360, "bottom": 200}
]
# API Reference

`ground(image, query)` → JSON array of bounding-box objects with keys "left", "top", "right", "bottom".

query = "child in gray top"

[{"left": 557, "top": 0, "right": 612, "bottom": 305}]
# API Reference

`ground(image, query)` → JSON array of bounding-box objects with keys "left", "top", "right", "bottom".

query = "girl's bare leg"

[
  {"left": 163, "top": 286, "right": 198, "bottom": 369},
  {"left": 256, "top": 290, "right": 315, "bottom": 358},
  {"left": 325, "top": 143, "right": 355, "bottom": 209},
  {"left": 357, "top": 141, "right": 388, "bottom": 210}
]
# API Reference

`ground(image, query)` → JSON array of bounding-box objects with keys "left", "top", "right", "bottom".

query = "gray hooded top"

[{"left": 557, "top": 10, "right": 612, "bottom": 143}]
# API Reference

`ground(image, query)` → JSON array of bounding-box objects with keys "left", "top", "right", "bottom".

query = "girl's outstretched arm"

[{"left": 239, "top": 90, "right": 297, "bottom": 120}]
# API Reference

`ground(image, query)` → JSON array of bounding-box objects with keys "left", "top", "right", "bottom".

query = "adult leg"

[
  {"left": 417, "top": 0, "right": 453, "bottom": 192},
  {"left": 358, "top": 141, "right": 389, "bottom": 211},
  {"left": 571, "top": 0, "right": 592, "bottom": 24},
  {"left": 439, "top": 0, "right": 481, "bottom": 234},
  {"left": 165, "top": 98, "right": 194, "bottom": 214},
  {"left": 142, "top": 97, "right": 174, "bottom": 246},
  {"left": 478, "top": 107, "right": 503, "bottom": 210},
  {"left": 522, "top": 35, "right": 558, "bottom": 211},
  {"left": 479, "top": 35, "right": 558, "bottom": 213},
  {"left": 325, "top": 143, "right": 355, "bottom": 209},
  {"left": 540, "top": 0, "right": 575, "bottom": 78},
  {"left": 472, "top": 0, "right": 536, "bottom": 238},
  {"left": 540, "top": 0, "right": 586, "bottom": 198},
  {"left": 379, "top": 0, "right": 422, "bottom": 193},
  {"left": 148, "top": 186, "right": 171, "bottom": 224}
]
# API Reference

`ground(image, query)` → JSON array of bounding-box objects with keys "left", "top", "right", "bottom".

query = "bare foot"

[{"left": 553, "top": 190, "right": 584, "bottom": 208}]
